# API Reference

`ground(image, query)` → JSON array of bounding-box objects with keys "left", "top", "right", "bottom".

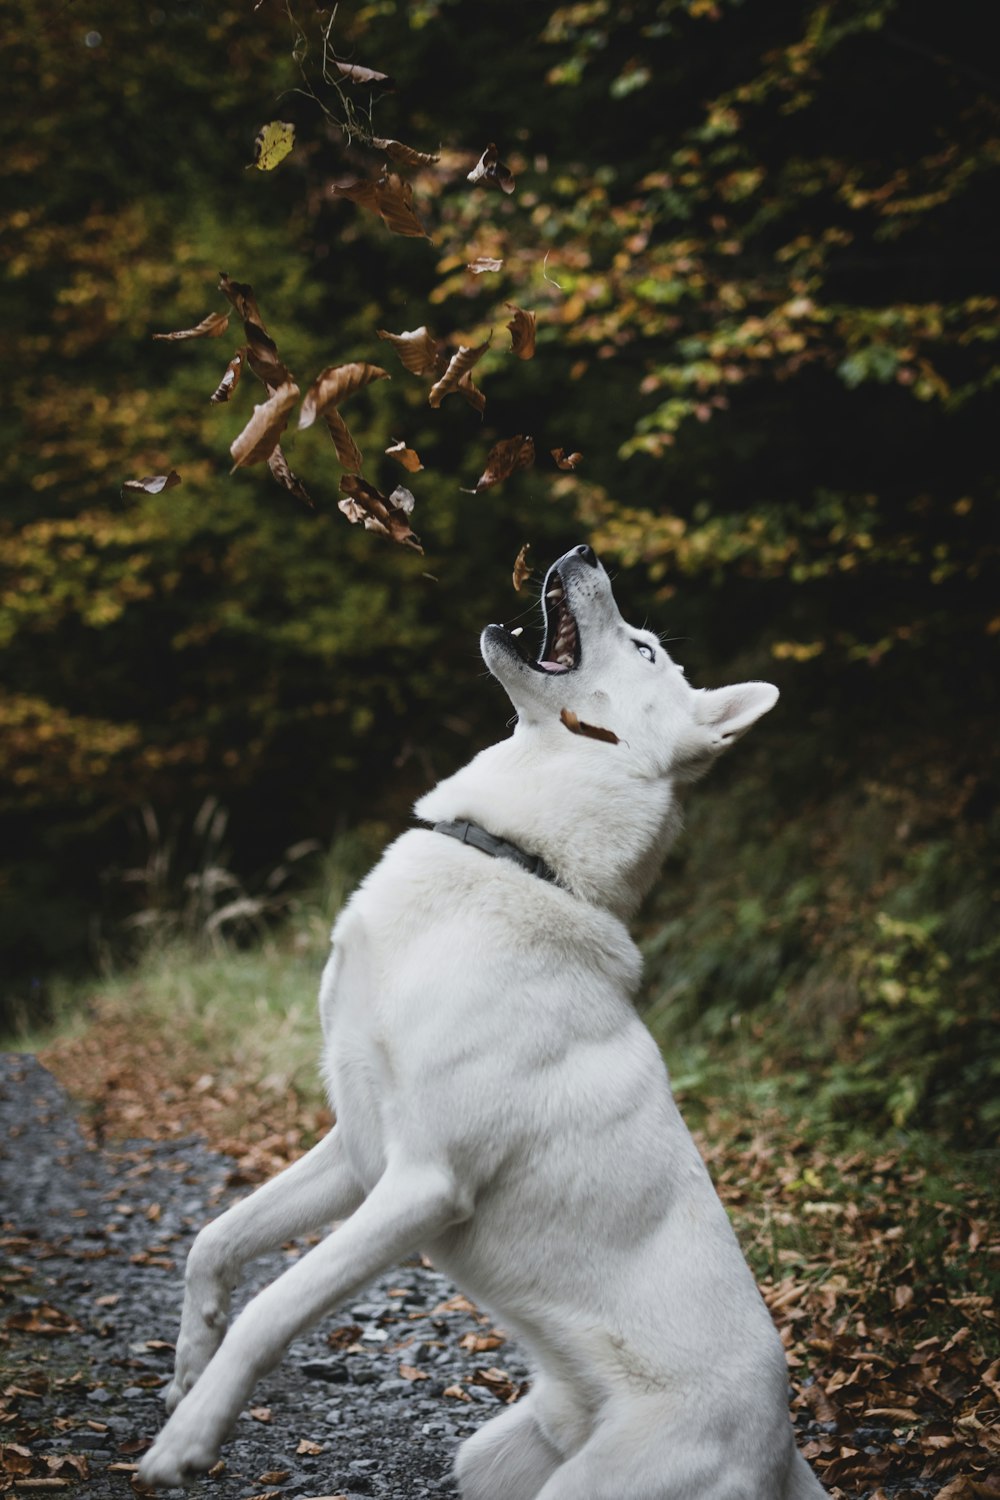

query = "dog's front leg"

[
  {"left": 167, "top": 1125, "right": 363, "bottom": 1413},
  {"left": 139, "top": 1158, "right": 469, "bottom": 1489}
]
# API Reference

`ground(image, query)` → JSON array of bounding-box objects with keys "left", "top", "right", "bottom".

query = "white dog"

[{"left": 140, "top": 544, "right": 826, "bottom": 1498}]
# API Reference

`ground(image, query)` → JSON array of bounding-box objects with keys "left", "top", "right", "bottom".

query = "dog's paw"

[{"left": 137, "top": 1433, "right": 218, "bottom": 1490}]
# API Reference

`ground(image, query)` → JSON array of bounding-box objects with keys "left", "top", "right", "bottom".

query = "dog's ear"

[{"left": 693, "top": 680, "right": 779, "bottom": 749}]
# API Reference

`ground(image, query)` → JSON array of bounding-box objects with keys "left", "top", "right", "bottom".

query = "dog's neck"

[{"left": 414, "top": 730, "right": 682, "bottom": 920}]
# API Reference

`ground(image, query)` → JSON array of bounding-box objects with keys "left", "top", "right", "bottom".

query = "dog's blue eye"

[{"left": 634, "top": 641, "right": 656, "bottom": 662}]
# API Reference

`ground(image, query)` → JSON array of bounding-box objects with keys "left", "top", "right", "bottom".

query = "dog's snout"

[{"left": 574, "top": 544, "right": 599, "bottom": 568}]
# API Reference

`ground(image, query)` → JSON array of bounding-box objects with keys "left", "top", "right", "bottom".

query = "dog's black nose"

[{"left": 574, "top": 544, "right": 599, "bottom": 568}]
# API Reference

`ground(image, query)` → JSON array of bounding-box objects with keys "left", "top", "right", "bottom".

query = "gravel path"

[{"left": 0, "top": 1054, "right": 527, "bottom": 1499}]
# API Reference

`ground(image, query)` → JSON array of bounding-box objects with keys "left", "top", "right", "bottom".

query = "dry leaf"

[
  {"left": 298, "top": 364, "right": 390, "bottom": 430},
  {"left": 551, "top": 447, "right": 583, "bottom": 470},
  {"left": 229, "top": 382, "right": 299, "bottom": 470},
  {"left": 249, "top": 1407, "right": 271, "bottom": 1424},
  {"left": 331, "top": 177, "right": 380, "bottom": 212},
  {"left": 338, "top": 475, "right": 422, "bottom": 553},
  {"left": 324, "top": 409, "right": 364, "bottom": 472},
  {"left": 468, "top": 257, "right": 504, "bottom": 274},
  {"left": 121, "top": 471, "right": 182, "bottom": 497},
  {"left": 428, "top": 337, "right": 492, "bottom": 408},
  {"left": 505, "top": 304, "right": 537, "bottom": 360},
  {"left": 468, "top": 434, "right": 534, "bottom": 491},
  {"left": 210, "top": 350, "right": 245, "bottom": 404},
  {"left": 217, "top": 274, "right": 291, "bottom": 390},
  {"left": 512, "top": 543, "right": 531, "bottom": 591},
  {"left": 457, "top": 373, "right": 487, "bottom": 415},
  {"left": 218, "top": 272, "right": 265, "bottom": 327},
  {"left": 386, "top": 438, "right": 424, "bottom": 472},
  {"left": 370, "top": 137, "right": 440, "bottom": 168},
  {"left": 377, "top": 326, "right": 445, "bottom": 379},
  {"left": 374, "top": 172, "right": 429, "bottom": 238},
  {"left": 251, "top": 121, "right": 295, "bottom": 172},
  {"left": 398, "top": 1364, "right": 430, "bottom": 1381},
  {"left": 152, "top": 311, "right": 230, "bottom": 342},
  {"left": 267, "top": 445, "right": 313, "bottom": 508},
  {"left": 442, "top": 1385, "right": 472, "bottom": 1402},
  {"left": 295, "top": 1440, "right": 324, "bottom": 1457},
  {"left": 560, "top": 708, "right": 620, "bottom": 745},
  {"left": 467, "top": 142, "right": 515, "bottom": 194},
  {"left": 334, "top": 60, "right": 394, "bottom": 88}
]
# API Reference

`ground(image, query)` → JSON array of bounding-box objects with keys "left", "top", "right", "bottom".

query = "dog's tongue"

[{"left": 538, "top": 660, "right": 568, "bottom": 673}]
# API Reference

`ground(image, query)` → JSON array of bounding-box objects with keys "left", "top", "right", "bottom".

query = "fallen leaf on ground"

[
  {"left": 251, "top": 121, "right": 295, "bottom": 172},
  {"left": 512, "top": 544, "right": 532, "bottom": 591},
  {"left": 467, "top": 434, "right": 534, "bottom": 491},
  {"left": 551, "top": 447, "right": 583, "bottom": 470},
  {"left": 230, "top": 382, "right": 299, "bottom": 470},
  {"left": 385, "top": 439, "right": 423, "bottom": 472},
  {"left": 248, "top": 1407, "right": 271, "bottom": 1424},
  {"left": 505, "top": 304, "right": 536, "bottom": 359},
  {"left": 560, "top": 708, "right": 620, "bottom": 745},
  {"left": 442, "top": 1384, "right": 472, "bottom": 1402},
  {"left": 121, "top": 471, "right": 182, "bottom": 497},
  {"left": 399, "top": 1364, "right": 430, "bottom": 1381},
  {"left": 467, "top": 142, "right": 515, "bottom": 194},
  {"left": 295, "top": 1440, "right": 324, "bottom": 1456},
  {"left": 298, "top": 364, "right": 389, "bottom": 430},
  {"left": 152, "top": 312, "right": 230, "bottom": 342}
]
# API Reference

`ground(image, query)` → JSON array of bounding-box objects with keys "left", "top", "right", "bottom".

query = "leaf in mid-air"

[
  {"left": 121, "top": 470, "right": 182, "bottom": 496},
  {"left": 229, "top": 382, "right": 299, "bottom": 470},
  {"left": 376, "top": 326, "right": 446, "bottom": 379},
  {"left": 334, "top": 60, "right": 394, "bottom": 88},
  {"left": 505, "top": 304, "right": 536, "bottom": 360},
  {"left": 338, "top": 475, "right": 422, "bottom": 552},
  {"left": 560, "top": 708, "right": 620, "bottom": 745},
  {"left": 385, "top": 439, "right": 424, "bottom": 473},
  {"left": 251, "top": 121, "right": 295, "bottom": 172},
  {"left": 298, "top": 364, "right": 390, "bottom": 430},
  {"left": 512, "top": 543, "right": 532, "bottom": 591},
  {"left": 428, "top": 337, "right": 492, "bottom": 408},
  {"left": 551, "top": 447, "right": 583, "bottom": 470},
  {"left": 152, "top": 311, "right": 230, "bottom": 342},
  {"left": 468, "top": 434, "right": 534, "bottom": 491},
  {"left": 369, "top": 136, "right": 440, "bottom": 168},
  {"left": 267, "top": 445, "right": 313, "bottom": 507},
  {"left": 467, "top": 142, "right": 515, "bottom": 194},
  {"left": 210, "top": 350, "right": 245, "bottom": 404}
]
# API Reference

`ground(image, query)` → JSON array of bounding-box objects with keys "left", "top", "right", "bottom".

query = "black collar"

[{"left": 430, "top": 819, "right": 559, "bottom": 886}]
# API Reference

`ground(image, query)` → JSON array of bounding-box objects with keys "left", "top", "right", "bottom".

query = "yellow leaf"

[{"left": 251, "top": 121, "right": 295, "bottom": 172}]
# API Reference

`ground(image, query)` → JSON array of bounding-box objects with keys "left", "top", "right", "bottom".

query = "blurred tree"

[{"left": 2, "top": 0, "right": 997, "bottom": 1135}]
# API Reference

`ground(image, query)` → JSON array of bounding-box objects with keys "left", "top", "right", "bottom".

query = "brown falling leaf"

[
  {"left": 377, "top": 326, "right": 446, "bottom": 379},
  {"left": 560, "top": 708, "right": 620, "bottom": 745},
  {"left": 512, "top": 543, "right": 532, "bottom": 591},
  {"left": 551, "top": 447, "right": 583, "bottom": 470},
  {"left": 218, "top": 272, "right": 266, "bottom": 327},
  {"left": 468, "top": 257, "right": 504, "bottom": 274},
  {"left": 374, "top": 172, "right": 430, "bottom": 238},
  {"left": 298, "top": 364, "right": 390, "bottom": 430},
  {"left": 210, "top": 349, "right": 245, "bottom": 404},
  {"left": 468, "top": 434, "right": 534, "bottom": 492},
  {"left": 267, "top": 445, "right": 313, "bottom": 508},
  {"left": 229, "top": 382, "right": 299, "bottom": 470},
  {"left": 386, "top": 438, "right": 424, "bottom": 472},
  {"left": 152, "top": 311, "right": 230, "bottom": 342},
  {"left": 338, "top": 475, "right": 422, "bottom": 553},
  {"left": 506, "top": 304, "right": 537, "bottom": 360},
  {"left": 370, "top": 137, "right": 440, "bottom": 168},
  {"left": 467, "top": 142, "right": 516, "bottom": 194},
  {"left": 429, "top": 337, "right": 492, "bottom": 408},
  {"left": 331, "top": 176, "right": 380, "bottom": 212},
  {"left": 324, "top": 408, "right": 364, "bottom": 472},
  {"left": 121, "top": 470, "right": 182, "bottom": 497},
  {"left": 457, "top": 373, "right": 487, "bottom": 415},
  {"left": 334, "top": 60, "right": 395, "bottom": 88}
]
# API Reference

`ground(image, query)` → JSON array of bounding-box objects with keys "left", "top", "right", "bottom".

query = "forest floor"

[{"left": 2, "top": 975, "right": 997, "bottom": 1500}]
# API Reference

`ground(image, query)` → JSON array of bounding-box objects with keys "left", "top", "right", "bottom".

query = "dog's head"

[{"left": 482, "top": 544, "right": 778, "bottom": 781}]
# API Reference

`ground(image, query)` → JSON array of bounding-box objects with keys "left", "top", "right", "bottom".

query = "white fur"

[{"left": 139, "top": 547, "right": 825, "bottom": 1498}]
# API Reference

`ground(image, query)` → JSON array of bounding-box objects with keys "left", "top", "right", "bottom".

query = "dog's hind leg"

[
  {"left": 140, "top": 1155, "right": 469, "bottom": 1490},
  {"left": 454, "top": 1393, "right": 563, "bottom": 1500},
  {"left": 166, "top": 1124, "right": 363, "bottom": 1413}
]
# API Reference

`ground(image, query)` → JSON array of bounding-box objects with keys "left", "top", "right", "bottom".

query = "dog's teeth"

[
  {"left": 546, "top": 587, "right": 564, "bottom": 601},
  {"left": 510, "top": 627, "right": 524, "bottom": 637}
]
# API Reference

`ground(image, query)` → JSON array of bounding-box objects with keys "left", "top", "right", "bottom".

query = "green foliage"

[{"left": 1, "top": 0, "right": 997, "bottom": 1143}]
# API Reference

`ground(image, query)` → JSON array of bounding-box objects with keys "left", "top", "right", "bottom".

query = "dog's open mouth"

[{"left": 505, "top": 568, "right": 580, "bottom": 674}]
